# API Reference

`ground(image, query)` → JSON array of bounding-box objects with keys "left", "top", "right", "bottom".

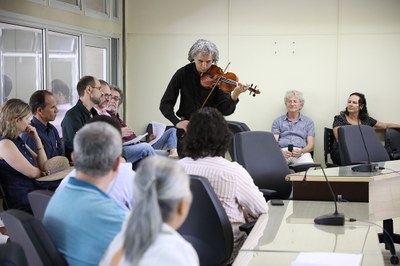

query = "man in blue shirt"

[
  {"left": 21, "top": 90, "right": 63, "bottom": 158},
  {"left": 271, "top": 90, "right": 315, "bottom": 164},
  {"left": 43, "top": 121, "right": 127, "bottom": 265}
]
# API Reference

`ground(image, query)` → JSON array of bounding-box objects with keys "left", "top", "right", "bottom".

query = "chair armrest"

[
  {"left": 259, "top": 189, "right": 276, "bottom": 197},
  {"left": 239, "top": 220, "right": 257, "bottom": 235}
]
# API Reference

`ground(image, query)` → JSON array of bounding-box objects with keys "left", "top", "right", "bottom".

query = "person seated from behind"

[
  {"left": 43, "top": 121, "right": 127, "bottom": 265},
  {"left": 331, "top": 92, "right": 400, "bottom": 165},
  {"left": 272, "top": 90, "right": 315, "bottom": 165},
  {"left": 100, "top": 156, "right": 199, "bottom": 265},
  {"left": 57, "top": 115, "right": 135, "bottom": 211},
  {"left": 106, "top": 84, "right": 178, "bottom": 159},
  {"left": 0, "top": 99, "right": 60, "bottom": 213},
  {"left": 21, "top": 90, "right": 63, "bottom": 158},
  {"left": 178, "top": 107, "right": 268, "bottom": 262}
]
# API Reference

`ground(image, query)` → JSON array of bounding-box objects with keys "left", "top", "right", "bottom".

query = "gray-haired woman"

[{"left": 100, "top": 156, "right": 199, "bottom": 266}]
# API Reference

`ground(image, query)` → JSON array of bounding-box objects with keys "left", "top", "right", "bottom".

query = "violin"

[{"left": 200, "top": 64, "right": 260, "bottom": 97}]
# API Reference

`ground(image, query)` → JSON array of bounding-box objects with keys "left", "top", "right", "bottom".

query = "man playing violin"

[{"left": 159, "top": 39, "right": 249, "bottom": 157}]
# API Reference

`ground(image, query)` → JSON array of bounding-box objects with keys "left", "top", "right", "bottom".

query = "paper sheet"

[
  {"left": 292, "top": 252, "right": 362, "bottom": 266},
  {"left": 123, "top": 132, "right": 148, "bottom": 146},
  {"left": 147, "top": 121, "right": 167, "bottom": 146}
]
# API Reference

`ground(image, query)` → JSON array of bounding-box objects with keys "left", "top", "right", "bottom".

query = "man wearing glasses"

[
  {"left": 106, "top": 85, "right": 157, "bottom": 169},
  {"left": 61, "top": 75, "right": 103, "bottom": 161}
]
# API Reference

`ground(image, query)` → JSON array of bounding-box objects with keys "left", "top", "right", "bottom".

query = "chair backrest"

[
  {"left": 226, "top": 120, "right": 251, "bottom": 160},
  {"left": 324, "top": 127, "right": 337, "bottom": 167},
  {"left": 0, "top": 209, "right": 67, "bottom": 266},
  {"left": 233, "top": 131, "right": 292, "bottom": 200},
  {"left": 385, "top": 128, "right": 400, "bottom": 160},
  {"left": 28, "top": 190, "right": 54, "bottom": 221},
  {"left": 338, "top": 125, "right": 390, "bottom": 166},
  {"left": 0, "top": 242, "right": 28, "bottom": 266},
  {"left": 178, "top": 175, "right": 233, "bottom": 266}
]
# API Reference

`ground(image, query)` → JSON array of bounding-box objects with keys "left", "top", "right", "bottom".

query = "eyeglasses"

[
  {"left": 110, "top": 96, "right": 121, "bottom": 102},
  {"left": 91, "top": 85, "right": 102, "bottom": 90},
  {"left": 104, "top": 94, "right": 112, "bottom": 99}
]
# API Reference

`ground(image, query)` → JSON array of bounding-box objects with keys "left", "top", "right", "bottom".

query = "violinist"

[{"left": 159, "top": 39, "right": 249, "bottom": 156}]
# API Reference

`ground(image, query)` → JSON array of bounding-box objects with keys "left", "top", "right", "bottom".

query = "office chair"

[
  {"left": 226, "top": 120, "right": 251, "bottom": 160},
  {"left": 324, "top": 127, "right": 338, "bottom": 168},
  {"left": 28, "top": 190, "right": 54, "bottom": 221},
  {"left": 178, "top": 175, "right": 233, "bottom": 266},
  {"left": 337, "top": 125, "right": 399, "bottom": 256},
  {"left": 0, "top": 209, "right": 67, "bottom": 266},
  {"left": 337, "top": 125, "right": 390, "bottom": 166},
  {"left": 233, "top": 131, "right": 292, "bottom": 200},
  {"left": 385, "top": 128, "right": 400, "bottom": 160},
  {"left": 0, "top": 242, "right": 28, "bottom": 266}
]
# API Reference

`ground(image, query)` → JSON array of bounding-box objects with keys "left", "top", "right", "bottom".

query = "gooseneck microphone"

[
  {"left": 351, "top": 121, "right": 378, "bottom": 172},
  {"left": 312, "top": 167, "right": 345, "bottom": 226}
]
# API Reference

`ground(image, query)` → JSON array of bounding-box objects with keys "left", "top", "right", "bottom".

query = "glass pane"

[
  {"left": 56, "top": 0, "right": 79, "bottom": 6},
  {"left": 84, "top": 46, "right": 107, "bottom": 80},
  {"left": 86, "top": 0, "right": 107, "bottom": 14},
  {"left": 48, "top": 31, "right": 80, "bottom": 137},
  {"left": 0, "top": 23, "right": 43, "bottom": 106},
  {"left": 112, "top": 0, "right": 119, "bottom": 18}
]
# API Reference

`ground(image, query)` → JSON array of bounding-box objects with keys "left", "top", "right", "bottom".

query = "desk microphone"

[
  {"left": 311, "top": 166, "right": 345, "bottom": 226},
  {"left": 351, "top": 122, "right": 378, "bottom": 172}
]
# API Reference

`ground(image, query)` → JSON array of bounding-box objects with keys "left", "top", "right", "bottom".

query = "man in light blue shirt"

[
  {"left": 272, "top": 90, "right": 315, "bottom": 164},
  {"left": 43, "top": 122, "right": 127, "bottom": 266}
]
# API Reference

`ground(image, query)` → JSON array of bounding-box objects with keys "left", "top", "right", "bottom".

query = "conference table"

[
  {"left": 285, "top": 160, "right": 400, "bottom": 222},
  {"left": 233, "top": 200, "right": 384, "bottom": 266}
]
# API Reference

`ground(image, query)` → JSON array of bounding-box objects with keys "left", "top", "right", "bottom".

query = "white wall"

[{"left": 125, "top": 0, "right": 400, "bottom": 163}]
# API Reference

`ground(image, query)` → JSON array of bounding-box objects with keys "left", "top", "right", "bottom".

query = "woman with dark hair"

[
  {"left": 0, "top": 99, "right": 59, "bottom": 213},
  {"left": 331, "top": 92, "right": 400, "bottom": 165},
  {"left": 179, "top": 107, "right": 268, "bottom": 263}
]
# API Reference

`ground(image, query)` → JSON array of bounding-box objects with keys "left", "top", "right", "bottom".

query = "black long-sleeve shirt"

[{"left": 160, "top": 63, "right": 238, "bottom": 125}]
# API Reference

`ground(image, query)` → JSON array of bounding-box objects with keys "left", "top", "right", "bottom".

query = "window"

[{"left": 0, "top": 23, "right": 43, "bottom": 105}]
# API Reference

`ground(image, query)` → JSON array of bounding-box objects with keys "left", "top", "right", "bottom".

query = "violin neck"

[{"left": 219, "top": 76, "right": 237, "bottom": 86}]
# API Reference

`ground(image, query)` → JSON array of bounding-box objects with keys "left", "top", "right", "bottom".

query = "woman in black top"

[{"left": 331, "top": 92, "right": 400, "bottom": 165}]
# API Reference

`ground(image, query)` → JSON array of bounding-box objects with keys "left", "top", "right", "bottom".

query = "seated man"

[
  {"left": 43, "top": 122, "right": 127, "bottom": 265},
  {"left": 106, "top": 85, "right": 178, "bottom": 159},
  {"left": 21, "top": 90, "right": 63, "bottom": 158},
  {"left": 271, "top": 90, "right": 315, "bottom": 164}
]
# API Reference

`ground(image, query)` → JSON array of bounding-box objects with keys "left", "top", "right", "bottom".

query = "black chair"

[
  {"left": 337, "top": 125, "right": 390, "bottom": 166},
  {"left": 0, "top": 242, "right": 28, "bottom": 266},
  {"left": 337, "top": 125, "right": 399, "bottom": 259},
  {"left": 28, "top": 190, "right": 54, "bottom": 221},
  {"left": 324, "top": 127, "right": 338, "bottom": 168},
  {"left": 233, "top": 131, "right": 292, "bottom": 200},
  {"left": 0, "top": 209, "right": 67, "bottom": 266},
  {"left": 226, "top": 120, "right": 251, "bottom": 160},
  {"left": 385, "top": 128, "right": 400, "bottom": 160},
  {"left": 178, "top": 175, "right": 233, "bottom": 266}
]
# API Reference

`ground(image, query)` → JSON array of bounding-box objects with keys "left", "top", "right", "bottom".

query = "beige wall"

[{"left": 125, "top": 0, "right": 400, "bottom": 162}]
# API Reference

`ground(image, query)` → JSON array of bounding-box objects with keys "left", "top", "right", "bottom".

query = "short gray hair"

[
  {"left": 123, "top": 156, "right": 192, "bottom": 264},
  {"left": 73, "top": 122, "right": 122, "bottom": 176},
  {"left": 284, "top": 90, "right": 304, "bottom": 104},
  {"left": 187, "top": 39, "right": 219, "bottom": 64}
]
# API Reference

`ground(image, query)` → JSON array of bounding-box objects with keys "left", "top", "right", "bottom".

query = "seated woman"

[
  {"left": 100, "top": 156, "right": 199, "bottom": 265},
  {"left": 179, "top": 107, "right": 268, "bottom": 263},
  {"left": 0, "top": 99, "right": 60, "bottom": 213},
  {"left": 331, "top": 92, "right": 400, "bottom": 165}
]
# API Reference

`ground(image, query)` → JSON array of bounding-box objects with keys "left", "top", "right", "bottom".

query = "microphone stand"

[
  {"left": 351, "top": 122, "right": 378, "bottom": 172},
  {"left": 313, "top": 167, "right": 345, "bottom": 226}
]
